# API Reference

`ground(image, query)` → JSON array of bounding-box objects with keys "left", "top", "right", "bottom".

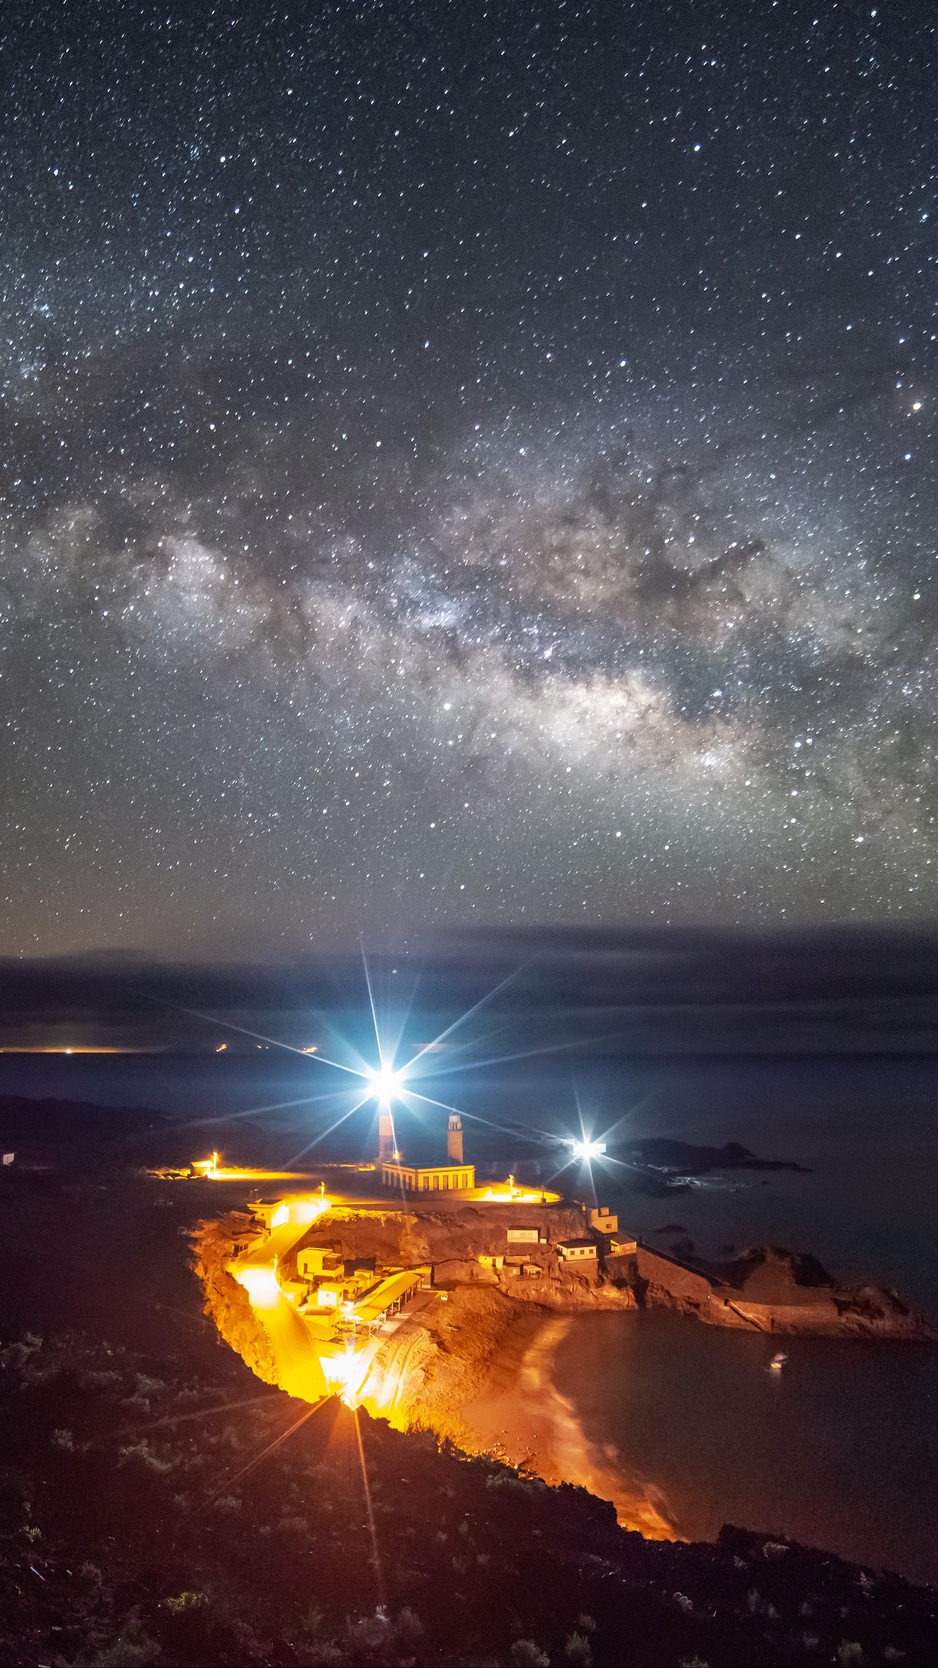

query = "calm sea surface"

[
  {"left": 553, "top": 1312, "right": 938, "bottom": 1587},
  {"left": 551, "top": 1065, "right": 938, "bottom": 1587}
]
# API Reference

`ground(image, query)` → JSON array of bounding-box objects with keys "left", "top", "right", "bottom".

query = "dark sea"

[{"left": 549, "top": 1058, "right": 938, "bottom": 1588}]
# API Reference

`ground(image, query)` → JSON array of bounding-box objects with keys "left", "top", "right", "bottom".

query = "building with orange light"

[
  {"left": 588, "top": 1207, "right": 618, "bottom": 1234},
  {"left": 380, "top": 1158, "right": 475, "bottom": 1192}
]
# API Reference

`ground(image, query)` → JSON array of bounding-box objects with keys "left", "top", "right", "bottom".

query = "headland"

[
  {"left": 191, "top": 1162, "right": 936, "bottom": 1532},
  {"left": 4, "top": 1093, "right": 938, "bottom": 1662}
]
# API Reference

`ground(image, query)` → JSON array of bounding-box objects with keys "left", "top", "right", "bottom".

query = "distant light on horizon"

[{"left": 0, "top": 1046, "right": 151, "bottom": 1055}]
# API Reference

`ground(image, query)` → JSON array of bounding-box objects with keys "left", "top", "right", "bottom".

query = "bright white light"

[
  {"left": 568, "top": 1138, "right": 606, "bottom": 1161},
  {"left": 366, "top": 1063, "right": 402, "bottom": 1099},
  {"left": 232, "top": 1266, "right": 281, "bottom": 1308}
]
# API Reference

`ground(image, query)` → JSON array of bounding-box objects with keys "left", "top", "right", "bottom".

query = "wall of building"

[{"left": 380, "top": 1162, "right": 474, "bottom": 1191}]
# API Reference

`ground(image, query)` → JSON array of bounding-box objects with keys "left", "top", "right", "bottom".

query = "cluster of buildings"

[
  {"left": 293, "top": 1245, "right": 431, "bottom": 1336},
  {"left": 220, "top": 1113, "right": 640, "bottom": 1406},
  {"left": 475, "top": 1209, "right": 635, "bottom": 1278},
  {"left": 245, "top": 1195, "right": 431, "bottom": 1344},
  {"left": 373, "top": 1116, "right": 632, "bottom": 1267}
]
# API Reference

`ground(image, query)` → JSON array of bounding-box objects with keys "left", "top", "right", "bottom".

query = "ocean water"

[
  {"left": 552, "top": 1311, "right": 938, "bottom": 1588},
  {"left": 547, "top": 1058, "right": 938, "bottom": 1587},
  {"left": 595, "top": 1056, "right": 938, "bottom": 1313}
]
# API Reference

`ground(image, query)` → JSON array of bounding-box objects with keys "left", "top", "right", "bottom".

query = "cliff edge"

[{"left": 621, "top": 1241, "right": 937, "bottom": 1339}]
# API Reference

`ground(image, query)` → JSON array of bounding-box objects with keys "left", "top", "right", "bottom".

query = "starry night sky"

[{"left": 2, "top": 0, "right": 937, "bottom": 955}]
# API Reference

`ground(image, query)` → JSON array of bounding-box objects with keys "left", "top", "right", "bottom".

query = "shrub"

[
  {"left": 510, "top": 1642, "right": 550, "bottom": 1668},
  {"left": 82, "top": 1632, "right": 160, "bottom": 1668},
  {"left": 565, "top": 1632, "right": 593, "bottom": 1666},
  {"left": 163, "top": 1590, "right": 208, "bottom": 1613}
]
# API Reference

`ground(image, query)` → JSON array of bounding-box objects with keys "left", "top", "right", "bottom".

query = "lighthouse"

[
  {"left": 447, "top": 1113, "right": 464, "bottom": 1165},
  {"left": 379, "top": 1106, "right": 474, "bottom": 1193},
  {"left": 378, "top": 1108, "right": 395, "bottom": 1162}
]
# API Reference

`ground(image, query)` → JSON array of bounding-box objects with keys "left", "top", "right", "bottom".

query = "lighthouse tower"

[
  {"left": 447, "top": 1113, "right": 464, "bottom": 1165},
  {"left": 378, "top": 1108, "right": 395, "bottom": 1162}
]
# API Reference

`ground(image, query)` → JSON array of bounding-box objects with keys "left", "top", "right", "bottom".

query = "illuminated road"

[
  {"left": 234, "top": 1266, "right": 332, "bottom": 1401},
  {"left": 228, "top": 1192, "right": 436, "bottom": 1407},
  {"left": 230, "top": 1196, "right": 337, "bottom": 1401},
  {"left": 236, "top": 1217, "right": 322, "bottom": 1270}
]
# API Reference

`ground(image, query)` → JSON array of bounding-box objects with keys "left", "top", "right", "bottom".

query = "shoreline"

[
  {"left": 196, "top": 1198, "right": 938, "bottom": 1581},
  {"left": 458, "top": 1310, "right": 677, "bottom": 1540},
  {"left": 196, "top": 1208, "right": 678, "bottom": 1538}
]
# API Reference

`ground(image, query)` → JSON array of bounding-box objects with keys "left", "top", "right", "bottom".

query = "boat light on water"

[{"left": 769, "top": 1351, "right": 788, "bottom": 1373}]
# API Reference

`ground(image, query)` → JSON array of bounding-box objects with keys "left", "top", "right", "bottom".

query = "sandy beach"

[
  {"left": 460, "top": 1311, "right": 677, "bottom": 1540},
  {"left": 198, "top": 1205, "right": 680, "bottom": 1540}
]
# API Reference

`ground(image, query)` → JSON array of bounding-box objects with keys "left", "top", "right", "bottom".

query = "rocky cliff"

[
  {"left": 624, "top": 1242, "right": 937, "bottom": 1339},
  {"left": 191, "top": 1212, "right": 279, "bottom": 1384}
]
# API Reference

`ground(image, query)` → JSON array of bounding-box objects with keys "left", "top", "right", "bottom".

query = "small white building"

[
  {"left": 589, "top": 1207, "right": 618, "bottom": 1235},
  {"left": 557, "top": 1238, "right": 598, "bottom": 1262},
  {"left": 296, "top": 1246, "right": 343, "bottom": 1279}
]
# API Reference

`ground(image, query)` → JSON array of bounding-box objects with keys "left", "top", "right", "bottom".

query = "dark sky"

[{"left": 2, "top": 0, "right": 937, "bottom": 956}]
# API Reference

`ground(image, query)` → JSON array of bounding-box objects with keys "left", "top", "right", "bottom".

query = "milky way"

[{"left": 2, "top": 1, "right": 937, "bottom": 954}]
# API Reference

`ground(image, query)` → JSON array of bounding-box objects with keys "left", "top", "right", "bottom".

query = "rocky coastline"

[
  {"left": 5, "top": 1326, "right": 938, "bottom": 1666},
  {"left": 4, "top": 1102, "right": 938, "bottom": 1663},
  {"left": 194, "top": 1196, "right": 936, "bottom": 1504},
  {"left": 196, "top": 1196, "right": 937, "bottom": 1360},
  {"left": 621, "top": 1240, "right": 937, "bottom": 1340}
]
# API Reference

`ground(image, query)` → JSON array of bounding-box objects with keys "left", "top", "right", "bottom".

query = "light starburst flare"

[{"left": 364, "top": 1062, "right": 405, "bottom": 1100}]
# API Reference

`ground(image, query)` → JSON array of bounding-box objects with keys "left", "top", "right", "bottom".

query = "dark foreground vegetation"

[{"left": 1, "top": 1329, "right": 937, "bottom": 1668}]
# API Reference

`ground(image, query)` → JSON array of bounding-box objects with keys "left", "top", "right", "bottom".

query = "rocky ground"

[
  {"left": 624, "top": 1242, "right": 937, "bottom": 1341},
  {"left": 3, "top": 1327, "right": 938, "bottom": 1668}
]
